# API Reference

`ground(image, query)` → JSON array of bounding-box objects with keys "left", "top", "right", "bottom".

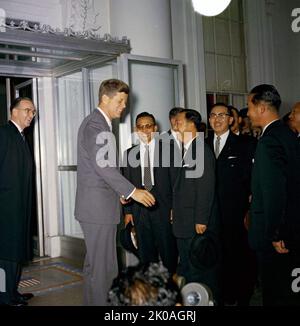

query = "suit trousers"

[
  {"left": 176, "top": 238, "right": 221, "bottom": 304},
  {"left": 135, "top": 207, "right": 177, "bottom": 274},
  {"left": 80, "top": 223, "right": 118, "bottom": 306},
  {"left": 257, "top": 249, "right": 300, "bottom": 306},
  {"left": 0, "top": 259, "right": 21, "bottom": 304}
]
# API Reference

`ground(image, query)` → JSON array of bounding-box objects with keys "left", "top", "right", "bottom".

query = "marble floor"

[
  {"left": 19, "top": 257, "right": 262, "bottom": 306},
  {"left": 19, "top": 257, "right": 83, "bottom": 306}
]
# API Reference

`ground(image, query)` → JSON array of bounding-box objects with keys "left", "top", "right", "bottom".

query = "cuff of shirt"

[{"left": 126, "top": 188, "right": 136, "bottom": 200}]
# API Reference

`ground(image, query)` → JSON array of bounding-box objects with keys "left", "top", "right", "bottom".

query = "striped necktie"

[
  {"left": 215, "top": 136, "right": 221, "bottom": 158},
  {"left": 143, "top": 145, "right": 152, "bottom": 191}
]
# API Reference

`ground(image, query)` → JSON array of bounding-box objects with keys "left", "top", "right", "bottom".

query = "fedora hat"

[
  {"left": 119, "top": 222, "right": 139, "bottom": 257},
  {"left": 189, "top": 230, "right": 219, "bottom": 270}
]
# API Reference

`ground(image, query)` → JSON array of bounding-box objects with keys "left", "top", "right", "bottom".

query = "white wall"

[
  {"left": 110, "top": 0, "right": 173, "bottom": 58},
  {"left": 271, "top": 0, "right": 300, "bottom": 114},
  {"left": 244, "top": 0, "right": 300, "bottom": 115}
]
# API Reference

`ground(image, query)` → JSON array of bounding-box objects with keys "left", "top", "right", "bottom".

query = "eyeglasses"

[
  {"left": 17, "top": 108, "right": 37, "bottom": 117},
  {"left": 136, "top": 124, "right": 154, "bottom": 130},
  {"left": 209, "top": 113, "right": 231, "bottom": 120}
]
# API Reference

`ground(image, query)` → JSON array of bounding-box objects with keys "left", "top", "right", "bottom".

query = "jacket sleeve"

[
  {"left": 121, "top": 149, "right": 134, "bottom": 215},
  {"left": 257, "top": 137, "right": 287, "bottom": 242},
  {"left": 83, "top": 120, "right": 135, "bottom": 198},
  {"left": 194, "top": 144, "right": 216, "bottom": 225}
]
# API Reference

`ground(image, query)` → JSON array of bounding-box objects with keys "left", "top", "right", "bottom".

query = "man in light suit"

[
  {"left": 75, "top": 79, "right": 155, "bottom": 306},
  {"left": 123, "top": 112, "right": 178, "bottom": 274},
  {"left": 247, "top": 84, "right": 300, "bottom": 306}
]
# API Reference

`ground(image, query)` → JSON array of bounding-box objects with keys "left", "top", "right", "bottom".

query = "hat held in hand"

[
  {"left": 189, "top": 230, "right": 219, "bottom": 270},
  {"left": 119, "top": 222, "right": 139, "bottom": 257}
]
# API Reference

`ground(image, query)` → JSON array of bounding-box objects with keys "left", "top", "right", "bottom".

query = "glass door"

[
  {"left": 56, "top": 62, "right": 118, "bottom": 239},
  {"left": 118, "top": 53, "right": 185, "bottom": 154}
]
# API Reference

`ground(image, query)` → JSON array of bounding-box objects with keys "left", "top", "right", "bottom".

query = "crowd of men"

[{"left": 0, "top": 80, "right": 299, "bottom": 307}]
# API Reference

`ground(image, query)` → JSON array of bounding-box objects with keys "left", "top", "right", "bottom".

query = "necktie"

[
  {"left": 215, "top": 136, "right": 221, "bottom": 158},
  {"left": 21, "top": 131, "right": 25, "bottom": 142},
  {"left": 143, "top": 145, "right": 152, "bottom": 191},
  {"left": 181, "top": 143, "right": 186, "bottom": 159}
]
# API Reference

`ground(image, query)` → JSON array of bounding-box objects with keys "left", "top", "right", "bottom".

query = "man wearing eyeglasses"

[
  {"left": 206, "top": 103, "right": 257, "bottom": 306},
  {"left": 122, "top": 112, "right": 178, "bottom": 275},
  {"left": 0, "top": 97, "right": 36, "bottom": 306}
]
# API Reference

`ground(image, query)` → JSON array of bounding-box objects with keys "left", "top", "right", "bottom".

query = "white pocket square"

[
  {"left": 228, "top": 156, "right": 237, "bottom": 159},
  {"left": 183, "top": 164, "right": 190, "bottom": 168}
]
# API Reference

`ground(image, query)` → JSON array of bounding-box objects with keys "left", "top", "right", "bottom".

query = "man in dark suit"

[
  {"left": 160, "top": 107, "right": 183, "bottom": 151},
  {"left": 247, "top": 84, "right": 300, "bottom": 306},
  {"left": 123, "top": 112, "right": 177, "bottom": 274},
  {"left": 289, "top": 102, "right": 300, "bottom": 139},
  {"left": 207, "top": 103, "right": 257, "bottom": 306},
  {"left": 0, "top": 97, "right": 36, "bottom": 306},
  {"left": 75, "top": 79, "right": 155, "bottom": 306},
  {"left": 172, "top": 109, "right": 218, "bottom": 299}
]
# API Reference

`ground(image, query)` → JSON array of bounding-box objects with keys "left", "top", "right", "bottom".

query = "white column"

[
  {"left": 243, "top": 0, "right": 276, "bottom": 89},
  {"left": 170, "top": 0, "right": 208, "bottom": 121},
  {"left": 109, "top": 0, "right": 173, "bottom": 58}
]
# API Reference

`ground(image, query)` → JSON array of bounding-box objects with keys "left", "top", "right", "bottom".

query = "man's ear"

[
  {"left": 154, "top": 125, "right": 158, "bottom": 132},
  {"left": 238, "top": 117, "right": 242, "bottom": 124},
  {"left": 260, "top": 103, "right": 268, "bottom": 114},
  {"left": 101, "top": 94, "right": 110, "bottom": 105},
  {"left": 229, "top": 116, "right": 234, "bottom": 126}
]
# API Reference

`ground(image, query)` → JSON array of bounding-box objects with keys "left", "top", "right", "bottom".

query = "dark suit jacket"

[
  {"left": 249, "top": 120, "right": 300, "bottom": 251},
  {"left": 172, "top": 136, "right": 216, "bottom": 238},
  {"left": 75, "top": 109, "right": 135, "bottom": 225},
  {"left": 206, "top": 132, "right": 256, "bottom": 229},
  {"left": 122, "top": 139, "right": 172, "bottom": 222},
  {"left": 0, "top": 121, "right": 33, "bottom": 262}
]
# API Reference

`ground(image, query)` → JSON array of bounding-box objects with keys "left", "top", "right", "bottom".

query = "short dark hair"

[
  {"left": 98, "top": 79, "right": 129, "bottom": 103},
  {"left": 210, "top": 103, "right": 232, "bottom": 116},
  {"left": 228, "top": 105, "right": 240, "bottom": 117},
  {"left": 182, "top": 109, "right": 202, "bottom": 132},
  {"left": 169, "top": 107, "right": 184, "bottom": 120},
  {"left": 107, "top": 262, "right": 181, "bottom": 306},
  {"left": 135, "top": 112, "right": 156, "bottom": 125},
  {"left": 250, "top": 84, "right": 281, "bottom": 111},
  {"left": 10, "top": 97, "right": 33, "bottom": 113}
]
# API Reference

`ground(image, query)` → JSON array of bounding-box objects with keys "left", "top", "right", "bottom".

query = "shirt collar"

[
  {"left": 10, "top": 120, "right": 23, "bottom": 133},
  {"left": 97, "top": 107, "right": 112, "bottom": 131},
  {"left": 140, "top": 137, "right": 155, "bottom": 149},
  {"left": 214, "top": 129, "right": 230, "bottom": 141},
  {"left": 184, "top": 135, "right": 198, "bottom": 152}
]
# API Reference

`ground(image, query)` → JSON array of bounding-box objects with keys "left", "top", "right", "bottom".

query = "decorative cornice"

[{"left": 1, "top": 19, "right": 129, "bottom": 45}]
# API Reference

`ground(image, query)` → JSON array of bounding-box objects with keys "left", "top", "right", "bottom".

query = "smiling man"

[
  {"left": 0, "top": 97, "right": 36, "bottom": 306},
  {"left": 75, "top": 79, "right": 155, "bottom": 306},
  {"left": 207, "top": 103, "right": 257, "bottom": 306},
  {"left": 122, "top": 112, "right": 178, "bottom": 275}
]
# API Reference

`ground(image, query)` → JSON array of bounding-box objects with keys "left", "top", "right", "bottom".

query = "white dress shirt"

[
  {"left": 171, "top": 129, "right": 182, "bottom": 149},
  {"left": 10, "top": 120, "right": 23, "bottom": 133},
  {"left": 97, "top": 106, "right": 112, "bottom": 131},
  {"left": 214, "top": 129, "right": 230, "bottom": 155},
  {"left": 140, "top": 138, "right": 155, "bottom": 186}
]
